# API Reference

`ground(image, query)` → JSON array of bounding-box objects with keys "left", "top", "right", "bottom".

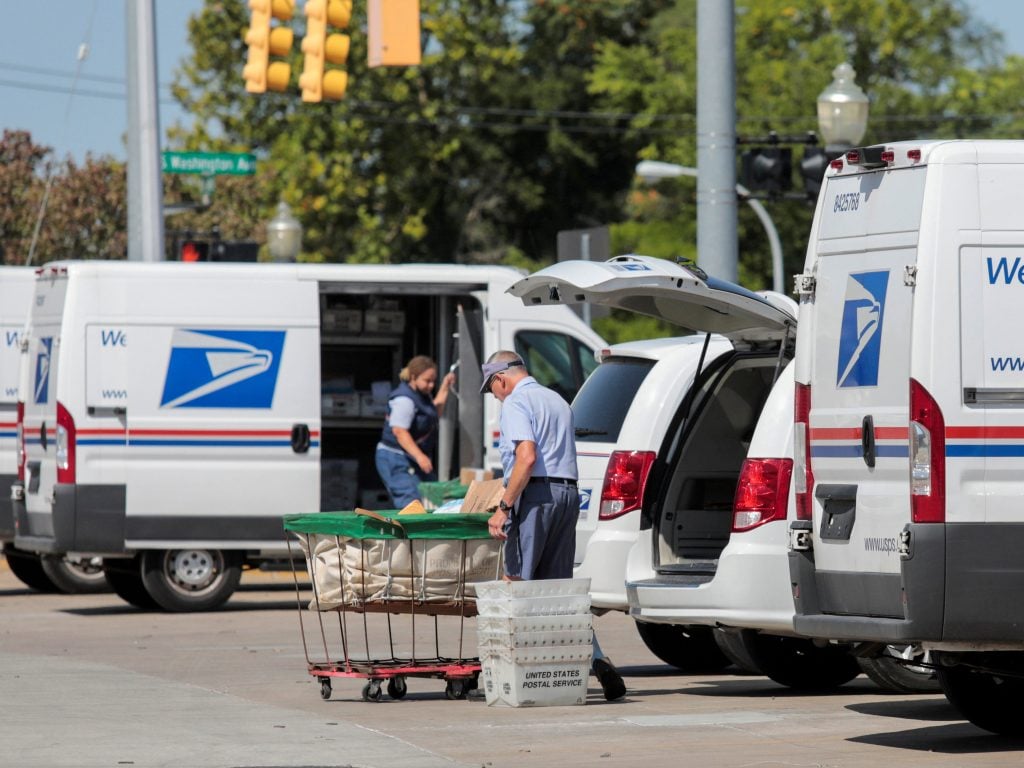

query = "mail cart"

[{"left": 284, "top": 510, "right": 501, "bottom": 701}]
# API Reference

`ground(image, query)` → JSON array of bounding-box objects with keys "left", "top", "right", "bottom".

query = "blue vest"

[{"left": 379, "top": 381, "right": 439, "bottom": 457}]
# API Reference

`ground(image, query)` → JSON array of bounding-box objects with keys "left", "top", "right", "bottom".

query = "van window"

[
  {"left": 514, "top": 331, "right": 598, "bottom": 403},
  {"left": 570, "top": 357, "right": 655, "bottom": 443}
]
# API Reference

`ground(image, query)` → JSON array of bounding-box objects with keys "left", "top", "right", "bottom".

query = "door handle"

[
  {"left": 291, "top": 423, "right": 311, "bottom": 454},
  {"left": 861, "top": 415, "right": 876, "bottom": 469}
]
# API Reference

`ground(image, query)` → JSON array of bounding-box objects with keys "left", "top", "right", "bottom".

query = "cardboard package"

[
  {"left": 460, "top": 467, "right": 495, "bottom": 485},
  {"left": 460, "top": 479, "right": 505, "bottom": 514}
]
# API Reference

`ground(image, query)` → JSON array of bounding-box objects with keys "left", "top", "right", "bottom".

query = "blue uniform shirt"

[{"left": 498, "top": 376, "right": 578, "bottom": 481}]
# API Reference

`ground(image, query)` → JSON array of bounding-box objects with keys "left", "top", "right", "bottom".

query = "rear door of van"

[
  {"left": 18, "top": 267, "right": 67, "bottom": 551},
  {"left": 802, "top": 166, "right": 922, "bottom": 618}
]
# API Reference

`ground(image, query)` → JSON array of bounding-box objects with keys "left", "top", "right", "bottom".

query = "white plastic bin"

[
  {"left": 480, "top": 645, "right": 593, "bottom": 707},
  {"left": 477, "top": 628, "right": 593, "bottom": 650}
]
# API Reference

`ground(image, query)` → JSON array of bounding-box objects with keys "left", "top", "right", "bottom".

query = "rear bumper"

[
  {"left": 791, "top": 522, "right": 1024, "bottom": 644},
  {"left": 626, "top": 528, "right": 796, "bottom": 634},
  {"left": 14, "top": 483, "right": 127, "bottom": 554},
  {"left": 0, "top": 473, "right": 16, "bottom": 540},
  {"left": 573, "top": 529, "right": 636, "bottom": 611}
]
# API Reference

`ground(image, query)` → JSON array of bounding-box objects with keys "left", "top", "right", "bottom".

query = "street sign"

[{"left": 161, "top": 152, "right": 256, "bottom": 176}]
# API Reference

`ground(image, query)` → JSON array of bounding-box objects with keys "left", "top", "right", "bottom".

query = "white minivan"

[
  {"left": 790, "top": 139, "right": 1024, "bottom": 733},
  {"left": 512, "top": 255, "right": 860, "bottom": 688},
  {"left": 513, "top": 254, "right": 939, "bottom": 691},
  {"left": 14, "top": 260, "right": 602, "bottom": 611}
]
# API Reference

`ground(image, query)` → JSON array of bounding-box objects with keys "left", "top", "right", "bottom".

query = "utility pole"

[
  {"left": 696, "top": 0, "right": 737, "bottom": 283},
  {"left": 125, "top": 0, "right": 165, "bottom": 262}
]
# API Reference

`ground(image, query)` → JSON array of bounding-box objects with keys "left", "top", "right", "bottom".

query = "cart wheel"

[
  {"left": 362, "top": 680, "right": 383, "bottom": 702},
  {"left": 319, "top": 677, "right": 332, "bottom": 700},
  {"left": 445, "top": 679, "right": 468, "bottom": 700},
  {"left": 387, "top": 676, "right": 408, "bottom": 700}
]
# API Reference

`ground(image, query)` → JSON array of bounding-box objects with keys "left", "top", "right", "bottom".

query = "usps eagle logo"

[
  {"left": 33, "top": 337, "right": 52, "bottom": 404},
  {"left": 160, "top": 329, "right": 285, "bottom": 409},
  {"left": 836, "top": 271, "right": 889, "bottom": 388}
]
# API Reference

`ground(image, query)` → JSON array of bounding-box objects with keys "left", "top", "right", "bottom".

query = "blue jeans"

[{"left": 375, "top": 448, "right": 435, "bottom": 509}]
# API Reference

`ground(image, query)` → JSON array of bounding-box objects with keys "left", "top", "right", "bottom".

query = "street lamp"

[
  {"left": 816, "top": 62, "right": 869, "bottom": 152},
  {"left": 266, "top": 200, "right": 302, "bottom": 262},
  {"left": 635, "top": 161, "right": 785, "bottom": 295}
]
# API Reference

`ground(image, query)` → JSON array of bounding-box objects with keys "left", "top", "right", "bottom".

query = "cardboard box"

[
  {"left": 460, "top": 467, "right": 494, "bottom": 485},
  {"left": 460, "top": 479, "right": 505, "bottom": 514}
]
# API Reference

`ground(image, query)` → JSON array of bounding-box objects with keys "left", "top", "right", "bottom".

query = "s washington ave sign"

[{"left": 162, "top": 152, "right": 256, "bottom": 176}]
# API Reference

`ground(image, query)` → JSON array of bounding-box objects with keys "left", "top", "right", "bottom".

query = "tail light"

[
  {"left": 55, "top": 400, "right": 76, "bottom": 484},
  {"left": 733, "top": 458, "right": 794, "bottom": 532},
  {"left": 794, "top": 382, "right": 814, "bottom": 520},
  {"left": 598, "top": 450, "right": 655, "bottom": 520},
  {"left": 909, "top": 378, "right": 945, "bottom": 523},
  {"left": 16, "top": 401, "right": 25, "bottom": 481}
]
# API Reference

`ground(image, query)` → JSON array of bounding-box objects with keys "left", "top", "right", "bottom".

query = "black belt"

[{"left": 528, "top": 476, "right": 577, "bottom": 487}]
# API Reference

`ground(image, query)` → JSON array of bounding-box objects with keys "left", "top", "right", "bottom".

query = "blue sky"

[{"left": 0, "top": 0, "right": 1020, "bottom": 162}]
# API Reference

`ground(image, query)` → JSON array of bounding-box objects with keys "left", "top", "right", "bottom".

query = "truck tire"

[
  {"left": 736, "top": 629, "right": 861, "bottom": 690},
  {"left": 39, "top": 554, "right": 110, "bottom": 594},
  {"left": 712, "top": 628, "right": 763, "bottom": 674},
  {"left": 634, "top": 621, "right": 730, "bottom": 673},
  {"left": 103, "top": 558, "right": 159, "bottom": 609},
  {"left": 939, "top": 662, "right": 1024, "bottom": 736},
  {"left": 3, "top": 544, "right": 58, "bottom": 593},
  {"left": 140, "top": 549, "right": 242, "bottom": 612},
  {"left": 858, "top": 647, "right": 940, "bottom": 694}
]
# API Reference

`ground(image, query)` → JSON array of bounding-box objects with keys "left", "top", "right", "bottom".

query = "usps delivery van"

[
  {"left": 789, "top": 140, "right": 1024, "bottom": 733},
  {"left": 1, "top": 266, "right": 108, "bottom": 594},
  {"left": 13, "top": 260, "right": 602, "bottom": 611}
]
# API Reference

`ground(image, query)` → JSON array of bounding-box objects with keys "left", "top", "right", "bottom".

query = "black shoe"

[{"left": 593, "top": 657, "right": 626, "bottom": 701}]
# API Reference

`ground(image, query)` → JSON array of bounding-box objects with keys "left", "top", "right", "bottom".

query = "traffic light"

[
  {"left": 243, "top": 0, "right": 295, "bottom": 94},
  {"left": 799, "top": 146, "right": 831, "bottom": 200},
  {"left": 180, "top": 240, "right": 210, "bottom": 262},
  {"left": 368, "top": 0, "right": 422, "bottom": 67},
  {"left": 300, "top": 0, "right": 352, "bottom": 102},
  {"left": 740, "top": 147, "right": 793, "bottom": 194}
]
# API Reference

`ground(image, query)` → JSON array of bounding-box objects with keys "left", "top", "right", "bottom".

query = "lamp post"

[
  {"left": 266, "top": 201, "right": 302, "bottom": 262},
  {"left": 635, "top": 161, "right": 785, "bottom": 295},
  {"left": 816, "top": 62, "right": 869, "bottom": 153}
]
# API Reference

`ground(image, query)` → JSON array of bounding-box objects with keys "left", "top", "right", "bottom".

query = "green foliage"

[
  {"left": 591, "top": 0, "right": 1019, "bottom": 292},
  {"left": 0, "top": 130, "right": 127, "bottom": 264}
]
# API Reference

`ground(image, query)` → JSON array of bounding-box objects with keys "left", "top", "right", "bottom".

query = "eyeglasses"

[{"left": 487, "top": 373, "right": 504, "bottom": 393}]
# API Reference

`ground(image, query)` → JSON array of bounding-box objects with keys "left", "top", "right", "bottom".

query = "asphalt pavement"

[{"left": 2, "top": 558, "right": 1022, "bottom": 768}]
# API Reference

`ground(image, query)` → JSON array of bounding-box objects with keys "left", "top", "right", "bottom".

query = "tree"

[
  {"left": 168, "top": 0, "right": 666, "bottom": 264},
  {"left": 590, "top": 0, "right": 1021, "bottom": 291},
  {"left": 0, "top": 131, "right": 126, "bottom": 264}
]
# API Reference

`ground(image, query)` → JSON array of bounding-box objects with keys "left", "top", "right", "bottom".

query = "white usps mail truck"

[
  {"left": 1, "top": 267, "right": 35, "bottom": 541},
  {"left": 1, "top": 266, "right": 108, "bottom": 595},
  {"left": 789, "top": 140, "right": 1024, "bottom": 733},
  {"left": 12, "top": 260, "right": 602, "bottom": 611}
]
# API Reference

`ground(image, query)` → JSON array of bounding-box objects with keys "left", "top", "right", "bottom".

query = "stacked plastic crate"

[{"left": 474, "top": 578, "right": 594, "bottom": 707}]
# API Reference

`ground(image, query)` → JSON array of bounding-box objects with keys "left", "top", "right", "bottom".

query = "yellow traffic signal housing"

[
  {"left": 300, "top": 0, "right": 352, "bottom": 102},
  {"left": 243, "top": 0, "right": 295, "bottom": 94},
  {"left": 368, "top": 0, "right": 421, "bottom": 68}
]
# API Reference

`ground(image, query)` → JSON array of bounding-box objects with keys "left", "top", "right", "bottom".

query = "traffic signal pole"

[
  {"left": 696, "top": 0, "right": 737, "bottom": 283},
  {"left": 126, "top": 0, "right": 165, "bottom": 262}
]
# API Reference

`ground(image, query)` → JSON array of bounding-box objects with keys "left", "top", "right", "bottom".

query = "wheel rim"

[
  {"left": 64, "top": 556, "right": 105, "bottom": 581},
  {"left": 161, "top": 550, "right": 224, "bottom": 596}
]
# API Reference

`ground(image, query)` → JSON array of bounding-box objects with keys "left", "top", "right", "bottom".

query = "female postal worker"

[{"left": 374, "top": 355, "right": 455, "bottom": 508}]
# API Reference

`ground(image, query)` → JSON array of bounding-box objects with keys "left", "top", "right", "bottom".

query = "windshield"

[{"left": 571, "top": 357, "right": 655, "bottom": 443}]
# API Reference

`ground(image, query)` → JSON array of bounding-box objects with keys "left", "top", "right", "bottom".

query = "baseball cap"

[{"left": 479, "top": 358, "right": 524, "bottom": 394}]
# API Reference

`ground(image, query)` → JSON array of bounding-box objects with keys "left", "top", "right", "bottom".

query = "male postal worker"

[{"left": 482, "top": 350, "right": 626, "bottom": 701}]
